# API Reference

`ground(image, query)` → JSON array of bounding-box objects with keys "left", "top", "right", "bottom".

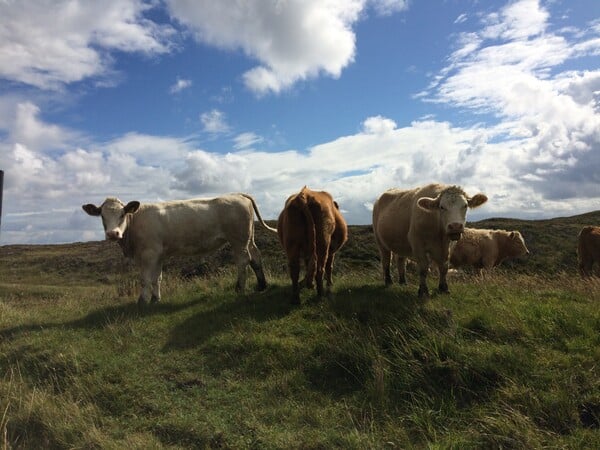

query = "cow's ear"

[
  {"left": 124, "top": 201, "right": 140, "bottom": 214},
  {"left": 82, "top": 204, "right": 101, "bottom": 216},
  {"left": 417, "top": 196, "right": 439, "bottom": 211},
  {"left": 509, "top": 231, "right": 515, "bottom": 238},
  {"left": 468, "top": 193, "right": 488, "bottom": 209}
]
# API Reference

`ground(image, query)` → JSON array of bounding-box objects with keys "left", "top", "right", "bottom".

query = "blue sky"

[{"left": 1, "top": 0, "right": 599, "bottom": 244}]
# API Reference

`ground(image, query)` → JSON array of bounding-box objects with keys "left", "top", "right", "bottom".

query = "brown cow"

[
  {"left": 277, "top": 186, "right": 348, "bottom": 304},
  {"left": 373, "top": 183, "right": 488, "bottom": 298},
  {"left": 449, "top": 228, "right": 529, "bottom": 272},
  {"left": 577, "top": 225, "right": 600, "bottom": 277}
]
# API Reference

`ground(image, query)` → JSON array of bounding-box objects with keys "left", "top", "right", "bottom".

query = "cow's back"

[
  {"left": 278, "top": 193, "right": 310, "bottom": 253},
  {"left": 129, "top": 195, "right": 252, "bottom": 256}
]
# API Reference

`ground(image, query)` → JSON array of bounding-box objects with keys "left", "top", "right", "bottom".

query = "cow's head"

[
  {"left": 82, "top": 197, "right": 140, "bottom": 241},
  {"left": 417, "top": 186, "right": 487, "bottom": 240},
  {"left": 508, "top": 231, "right": 530, "bottom": 257}
]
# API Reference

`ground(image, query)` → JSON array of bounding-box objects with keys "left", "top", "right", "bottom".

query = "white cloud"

[
  {"left": 169, "top": 77, "right": 192, "bottom": 93},
  {"left": 233, "top": 132, "right": 264, "bottom": 150},
  {"left": 369, "top": 0, "right": 409, "bottom": 17},
  {"left": 362, "top": 116, "right": 397, "bottom": 134},
  {"left": 0, "top": 0, "right": 174, "bottom": 90},
  {"left": 165, "top": 0, "right": 407, "bottom": 95},
  {"left": 424, "top": 0, "right": 600, "bottom": 205},
  {"left": 200, "top": 109, "right": 231, "bottom": 134}
]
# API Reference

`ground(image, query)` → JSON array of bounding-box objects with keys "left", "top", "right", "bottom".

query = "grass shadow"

[
  {"left": 0, "top": 297, "right": 206, "bottom": 341},
  {"left": 161, "top": 284, "right": 295, "bottom": 351}
]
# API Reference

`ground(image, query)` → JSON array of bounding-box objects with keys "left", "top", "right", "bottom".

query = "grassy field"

[{"left": 1, "top": 212, "right": 600, "bottom": 449}]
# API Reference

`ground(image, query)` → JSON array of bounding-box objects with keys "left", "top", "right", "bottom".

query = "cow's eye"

[{"left": 440, "top": 205, "right": 446, "bottom": 211}]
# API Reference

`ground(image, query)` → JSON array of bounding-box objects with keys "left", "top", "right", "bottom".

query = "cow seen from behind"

[
  {"left": 373, "top": 183, "right": 488, "bottom": 299},
  {"left": 277, "top": 186, "right": 348, "bottom": 304},
  {"left": 83, "top": 194, "right": 277, "bottom": 306}
]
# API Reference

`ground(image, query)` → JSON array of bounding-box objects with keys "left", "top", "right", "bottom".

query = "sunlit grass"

[{"left": 1, "top": 225, "right": 600, "bottom": 448}]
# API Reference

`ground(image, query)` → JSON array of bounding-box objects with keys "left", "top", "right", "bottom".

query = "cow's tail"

[
  {"left": 240, "top": 193, "right": 278, "bottom": 233},
  {"left": 293, "top": 187, "right": 317, "bottom": 283}
]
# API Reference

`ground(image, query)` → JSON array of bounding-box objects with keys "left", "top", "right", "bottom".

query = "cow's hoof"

[
  {"left": 150, "top": 295, "right": 161, "bottom": 303},
  {"left": 418, "top": 287, "right": 430, "bottom": 299},
  {"left": 137, "top": 296, "right": 148, "bottom": 307},
  {"left": 256, "top": 281, "right": 268, "bottom": 292},
  {"left": 291, "top": 294, "right": 301, "bottom": 305}
]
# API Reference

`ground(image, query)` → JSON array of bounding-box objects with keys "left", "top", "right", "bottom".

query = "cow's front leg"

[
  {"left": 437, "top": 259, "right": 449, "bottom": 294},
  {"left": 379, "top": 247, "right": 393, "bottom": 286},
  {"left": 137, "top": 251, "right": 161, "bottom": 306},
  {"left": 395, "top": 255, "right": 407, "bottom": 285},
  {"left": 151, "top": 269, "right": 163, "bottom": 303},
  {"left": 415, "top": 253, "right": 430, "bottom": 299}
]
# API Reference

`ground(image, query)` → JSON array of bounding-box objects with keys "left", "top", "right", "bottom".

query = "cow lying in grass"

[{"left": 449, "top": 228, "right": 529, "bottom": 273}]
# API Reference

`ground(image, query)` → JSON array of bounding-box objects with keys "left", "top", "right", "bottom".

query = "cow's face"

[
  {"left": 509, "top": 231, "right": 530, "bottom": 257},
  {"left": 82, "top": 197, "right": 140, "bottom": 241},
  {"left": 418, "top": 187, "right": 488, "bottom": 240}
]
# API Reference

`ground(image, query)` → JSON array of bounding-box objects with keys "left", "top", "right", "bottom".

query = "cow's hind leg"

[
  {"left": 324, "top": 251, "right": 336, "bottom": 295},
  {"left": 288, "top": 252, "right": 302, "bottom": 305},
  {"left": 232, "top": 245, "right": 250, "bottom": 293},
  {"left": 248, "top": 241, "right": 267, "bottom": 291}
]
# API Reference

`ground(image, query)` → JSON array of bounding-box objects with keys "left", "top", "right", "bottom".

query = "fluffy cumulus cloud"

[
  {"left": 423, "top": 0, "right": 600, "bottom": 209},
  {"left": 165, "top": 0, "right": 407, "bottom": 95},
  {"left": 0, "top": 0, "right": 174, "bottom": 90}
]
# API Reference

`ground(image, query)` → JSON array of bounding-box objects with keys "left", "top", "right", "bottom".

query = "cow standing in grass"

[
  {"left": 83, "top": 194, "right": 277, "bottom": 305},
  {"left": 577, "top": 225, "right": 600, "bottom": 277},
  {"left": 372, "top": 183, "right": 488, "bottom": 299},
  {"left": 277, "top": 186, "right": 348, "bottom": 304},
  {"left": 449, "top": 228, "right": 529, "bottom": 272}
]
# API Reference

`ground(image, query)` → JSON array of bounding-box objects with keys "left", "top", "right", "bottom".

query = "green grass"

[{"left": 1, "top": 215, "right": 600, "bottom": 448}]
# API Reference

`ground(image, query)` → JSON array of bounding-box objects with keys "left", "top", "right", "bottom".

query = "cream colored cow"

[
  {"left": 83, "top": 194, "right": 277, "bottom": 305},
  {"left": 373, "top": 183, "right": 488, "bottom": 298},
  {"left": 449, "top": 228, "right": 529, "bottom": 272}
]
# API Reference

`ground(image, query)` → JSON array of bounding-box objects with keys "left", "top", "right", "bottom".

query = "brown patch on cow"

[{"left": 277, "top": 186, "right": 348, "bottom": 304}]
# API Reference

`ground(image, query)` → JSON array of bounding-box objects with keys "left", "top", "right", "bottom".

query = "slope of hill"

[
  {"left": 2, "top": 210, "right": 599, "bottom": 283},
  {"left": 1, "top": 211, "right": 599, "bottom": 448}
]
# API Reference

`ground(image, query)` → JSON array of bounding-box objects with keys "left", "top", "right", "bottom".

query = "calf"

[
  {"left": 277, "top": 186, "right": 348, "bottom": 303},
  {"left": 83, "top": 194, "right": 276, "bottom": 305},
  {"left": 578, "top": 225, "right": 600, "bottom": 277},
  {"left": 449, "top": 228, "right": 529, "bottom": 272}
]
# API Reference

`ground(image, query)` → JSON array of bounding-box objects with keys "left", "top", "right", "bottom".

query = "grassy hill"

[{"left": 1, "top": 211, "right": 599, "bottom": 448}]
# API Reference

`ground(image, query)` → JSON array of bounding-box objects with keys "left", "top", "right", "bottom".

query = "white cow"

[
  {"left": 372, "top": 183, "right": 488, "bottom": 298},
  {"left": 83, "top": 194, "right": 277, "bottom": 305}
]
